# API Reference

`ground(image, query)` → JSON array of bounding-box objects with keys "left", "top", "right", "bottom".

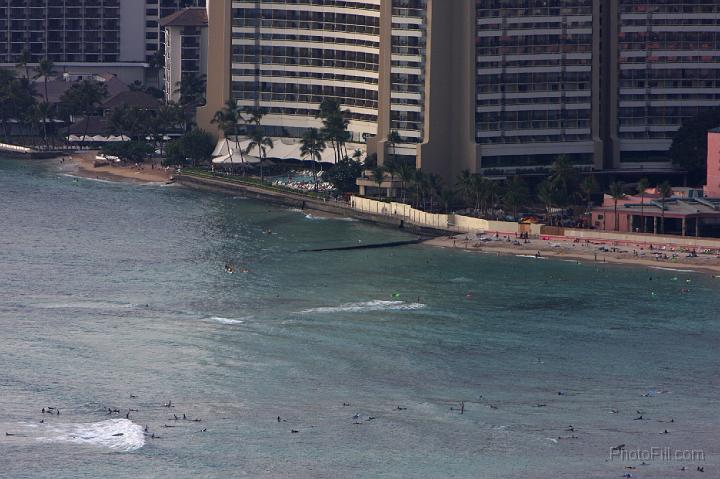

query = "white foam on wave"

[
  {"left": 449, "top": 277, "right": 473, "bottom": 283},
  {"left": 516, "top": 254, "right": 547, "bottom": 260},
  {"left": 61, "top": 173, "right": 114, "bottom": 184},
  {"left": 300, "top": 300, "right": 426, "bottom": 314},
  {"left": 32, "top": 419, "right": 145, "bottom": 452},
  {"left": 651, "top": 266, "right": 697, "bottom": 273},
  {"left": 33, "top": 300, "right": 134, "bottom": 310},
  {"left": 208, "top": 316, "right": 249, "bottom": 325}
]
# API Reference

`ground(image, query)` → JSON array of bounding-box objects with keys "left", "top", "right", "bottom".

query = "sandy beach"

[
  {"left": 57, "top": 150, "right": 173, "bottom": 184},
  {"left": 426, "top": 233, "right": 720, "bottom": 274}
]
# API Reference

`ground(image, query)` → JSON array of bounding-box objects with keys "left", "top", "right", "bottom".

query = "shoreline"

[
  {"left": 57, "top": 150, "right": 173, "bottom": 184},
  {"left": 23, "top": 155, "right": 720, "bottom": 273},
  {"left": 425, "top": 234, "right": 720, "bottom": 275}
]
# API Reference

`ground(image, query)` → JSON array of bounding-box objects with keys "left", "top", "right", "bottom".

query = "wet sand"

[
  {"left": 426, "top": 233, "right": 720, "bottom": 274},
  {"left": 58, "top": 150, "right": 173, "bottom": 184}
]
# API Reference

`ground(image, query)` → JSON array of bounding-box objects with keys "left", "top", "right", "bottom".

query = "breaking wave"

[
  {"left": 31, "top": 419, "right": 145, "bottom": 452},
  {"left": 300, "top": 300, "right": 426, "bottom": 314}
]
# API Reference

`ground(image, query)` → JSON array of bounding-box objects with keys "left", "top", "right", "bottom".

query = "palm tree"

[
  {"left": 484, "top": 179, "right": 500, "bottom": 218},
  {"left": 243, "top": 106, "right": 267, "bottom": 127},
  {"left": 372, "top": 166, "right": 386, "bottom": 197},
  {"left": 245, "top": 127, "right": 273, "bottom": 183},
  {"left": 456, "top": 170, "right": 475, "bottom": 209},
  {"left": 321, "top": 111, "right": 350, "bottom": 162},
  {"left": 397, "top": 162, "right": 415, "bottom": 204},
  {"left": 16, "top": 48, "right": 32, "bottom": 79},
  {"left": 471, "top": 175, "right": 486, "bottom": 213},
  {"left": 427, "top": 173, "right": 443, "bottom": 211},
  {"left": 175, "top": 72, "right": 206, "bottom": 108},
  {"left": 537, "top": 180, "right": 555, "bottom": 223},
  {"left": 212, "top": 101, "right": 240, "bottom": 170},
  {"left": 636, "top": 177, "right": 650, "bottom": 233},
  {"left": 503, "top": 176, "right": 530, "bottom": 219},
  {"left": 549, "top": 154, "right": 579, "bottom": 207},
  {"left": 154, "top": 101, "right": 184, "bottom": 155},
  {"left": 658, "top": 181, "right": 673, "bottom": 234},
  {"left": 387, "top": 130, "right": 401, "bottom": 167},
  {"left": 33, "top": 58, "right": 54, "bottom": 104},
  {"left": 580, "top": 175, "right": 599, "bottom": 210},
  {"left": 59, "top": 79, "right": 108, "bottom": 143},
  {"left": 440, "top": 187, "right": 455, "bottom": 213},
  {"left": 608, "top": 181, "right": 625, "bottom": 231},
  {"left": 31, "top": 58, "right": 55, "bottom": 149},
  {"left": 148, "top": 50, "right": 164, "bottom": 90},
  {"left": 300, "top": 128, "right": 326, "bottom": 191}
]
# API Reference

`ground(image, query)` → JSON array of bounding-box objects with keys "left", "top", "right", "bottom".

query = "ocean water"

[{"left": 0, "top": 158, "right": 718, "bottom": 478}]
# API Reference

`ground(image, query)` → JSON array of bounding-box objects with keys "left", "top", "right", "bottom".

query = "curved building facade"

[
  {"left": 199, "top": 0, "right": 720, "bottom": 182},
  {"left": 230, "top": 0, "right": 382, "bottom": 142}
]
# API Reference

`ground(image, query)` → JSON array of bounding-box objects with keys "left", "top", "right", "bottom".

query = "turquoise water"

[{"left": 1, "top": 159, "right": 718, "bottom": 478}]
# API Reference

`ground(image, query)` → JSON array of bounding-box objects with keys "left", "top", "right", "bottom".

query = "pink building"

[
  {"left": 591, "top": 191, "right": 720, "bottom": 236},
  {"left": 705, "top": 128, "right": 720, "bottom": 197}
]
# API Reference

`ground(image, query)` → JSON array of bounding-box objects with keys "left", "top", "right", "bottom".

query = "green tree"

[
  {"left": 16, "top": 48, "right": 32, "bottom": 79},
  {"left": 636, "top": 177, "right": 650, "bottom": 233},
  {"left": 182, "top": 129, "right": 214, "bottom": 167},
  {"left": 317, "top": 98, "right": 350, "bottom": 162},
  {"left": 32, "top": 58, "right": 54, "bottom": 148},
  {"left": 33, "top": 58, "right": 54, "bottom": 104},
  {"left": 300, "top": 128, "right": 326, "bottom": 191},
  {"left": 548, "top": 154, "right": 580, "bottom": 207},
  {"left": 580, "top": 175, "right": 600, "bottom": 209},
  {"left": 537, "top": 179, "right": 555, "bottom": 221},
  {"left": 152, "top": 101, "right": 185, "bottom": 155},
  {"left": 163, "top": 138, "right": 185, "bottom": 166},
  {"left": 372, "top": 166, "right": 386, "bottom": 196},
  {"left": 103, "top": 141, "right": 154, "bottom": 164},
  {"left": 324, "top": 157, "right": 363, "bottom": 193},
  {"left": 0, "top": 71, "right": 37, "bottom": 142},
  {"left": 245, "top": 127, "right": 274, "bottom": 182},
  {"left": 657, "top": 181, "right": 673, "bottom": 234},
  {"left": 503, "top": 176, "right": 530, "bottom": 219},
  {"left": 669, "top": 109, "right": 720, "bottom": 185},
  {"left": 321, "top": 111, "right": 350, "bottom": 162},
  {"left": 59, "top": 80, "right": 108, "bottom": 142},
  {"left": 387, "top": 130, "right": 401, "bottom": 167},
  {"left": 456, "top": 170, "right": 475, "bottom": 209},
  {"left": 608, "top": 181, "right": 625, "bottom": 232},
  {"left": 440, "top": 187, "right": 455, "bottom": 213},
  {"left": 397, "top": 162, "right": 415, "bottom": 204},
  {"left": 148, "top": 50, "right": 165, "bottom": 90},
  {"left": 175, "top": 72, "right": 206, "bottom": 107},
  {"left": 212, "top": 100, "right": 242, "bottom": 171}
]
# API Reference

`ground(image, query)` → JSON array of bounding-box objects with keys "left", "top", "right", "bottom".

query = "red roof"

[{"left": 160, "top": 7, "right": 208, "bottom": 27}]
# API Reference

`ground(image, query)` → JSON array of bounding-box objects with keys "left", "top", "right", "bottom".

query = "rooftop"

[{"left": 160, "top": 7, "right": 208, "bottom": 28}]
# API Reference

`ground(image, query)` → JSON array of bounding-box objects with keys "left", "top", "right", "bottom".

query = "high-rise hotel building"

[
  {"left": 198, "top": 0, "right": 720, "bottom": 181},
  {"left": 0, "top": 1, "right": 203, "bottom": 84}
]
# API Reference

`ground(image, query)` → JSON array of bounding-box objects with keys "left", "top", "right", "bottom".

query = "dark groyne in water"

[
  {"left": 299, "top": 238, "right": 425, "bottom": 253},
  {"left": 177, "top": 173, "right": 448, "bottom": 238}
]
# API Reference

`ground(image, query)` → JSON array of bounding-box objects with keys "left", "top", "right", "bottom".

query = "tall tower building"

[
  {"left": 199, "top": 0, "right": 720, "bottom": 182},
  {"left": 0, "top": 1, "right": 203, "bottom": 85}
]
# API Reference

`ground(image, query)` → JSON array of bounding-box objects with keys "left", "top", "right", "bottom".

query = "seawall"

[{"left": 176, "top": 173, "right": 449, "bottom": 237}]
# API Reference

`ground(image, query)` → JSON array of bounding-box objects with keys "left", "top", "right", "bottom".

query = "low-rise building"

[{"left": 160, "top": 7, "right": 208, "bottom": 104}]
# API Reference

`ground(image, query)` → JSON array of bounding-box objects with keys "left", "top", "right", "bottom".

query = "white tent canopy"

[
  {"left": 212, "top": 152, "right": 260, "bottom": 165},
  {"left": 67, "top": 134, "right": 130, "bottom": 143},
  {"left": 212, "top": 137, "right": 367, "bottom": 165}
]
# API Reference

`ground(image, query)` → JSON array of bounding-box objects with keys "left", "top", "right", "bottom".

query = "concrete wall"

[{"left": 349, "top": 196, "right": 528, "bottom": 235}]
